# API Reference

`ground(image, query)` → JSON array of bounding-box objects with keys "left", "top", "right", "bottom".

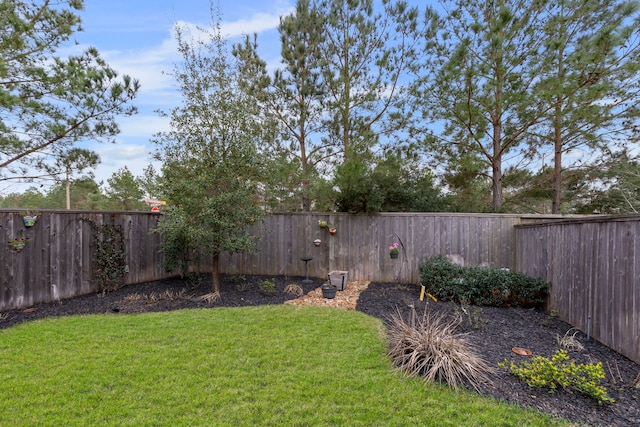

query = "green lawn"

[{"left": 0, "top": 306, "right": 570, "bottom": 426}]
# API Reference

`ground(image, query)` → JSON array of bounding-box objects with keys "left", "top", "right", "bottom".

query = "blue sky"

[{"left": 55, "top": 0, "right": 296, "bottom": 191}]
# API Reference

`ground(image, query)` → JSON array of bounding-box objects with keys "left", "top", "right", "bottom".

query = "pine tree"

[
  {"left": 531, "top": 0, "right": 640, "bottom": 213},
  {"left": 233, "top": 0, "right": 326, "bottom": 211},
  {"left": 0, "top": 0, "right": 139, "bottom": 185},
  {"left": 420, "top": 0, "right": 550, "bottom": 211}
]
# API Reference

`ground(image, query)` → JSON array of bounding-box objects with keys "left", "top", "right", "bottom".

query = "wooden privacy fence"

[
  {"left": 515, "top": 215, "right": 640, "bottom": 365},
  {"left": 0, "top": 210, "right": 171, "bottom": 310},
  {"left": 218, "top": 213, "right": 534, "bottom": 283},
  {"left": 1, "top": 210, "right": 543, "bottom": 311}
]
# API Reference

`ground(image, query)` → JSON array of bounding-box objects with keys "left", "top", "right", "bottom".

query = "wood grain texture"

[{"left": 516, "top": 215, "right": 640, "bottom": 364}]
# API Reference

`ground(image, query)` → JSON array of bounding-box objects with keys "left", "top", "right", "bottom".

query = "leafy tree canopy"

[{"left": 152, "top": 4, "right": 266, "bottom": 292}]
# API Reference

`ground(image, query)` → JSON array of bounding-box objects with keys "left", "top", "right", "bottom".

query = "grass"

[
  {"left": 387, "top": 307, "right": 494, "bottom": 391},
  {"left": 0, "top": 305, "right": 571, "bottom": 426}
]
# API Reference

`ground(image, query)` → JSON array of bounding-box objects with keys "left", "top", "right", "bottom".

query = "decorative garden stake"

[{"left": 389, "top": 242, "right": 399, "bottom": 259}]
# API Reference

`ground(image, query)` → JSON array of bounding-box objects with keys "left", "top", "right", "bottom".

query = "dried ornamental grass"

[
  {"left": 194, "top": 292, "right": 221, "bottom": 304},
  {"left": 387, "top": 306, "right": 494, "bottom": 392},
  {"left": 556, "top": 328, "right": 585, "bottom": 351},
  {"left": 284, "top": 284, "right": 304, "bottom": 297}
]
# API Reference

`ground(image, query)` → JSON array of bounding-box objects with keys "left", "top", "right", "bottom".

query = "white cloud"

[
  {"left": 221, "top": 12, "right": 285, "bottom": 37},
  {"left": 100, "top": 7, "right": 291, "bottom": 103},
  {"left": 96, "top": 144, "right": 148, "bottom": 164},
  {"left": 119, "top": 115, "right": 172, "bottom": 138},
  {"left": 92, "top": 143, "right": 159, "bottom": 186}
]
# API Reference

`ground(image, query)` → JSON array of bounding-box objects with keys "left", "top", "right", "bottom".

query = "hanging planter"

[
  {"left": 10, "top": 241, "right": 26, "bottom": 252},
  {"left": 8, "top": 230, "right": 29, "bottom": 253},
  {"left": 318, "top": 220, "right": 328, "bottom": 228},
  {"left": 329, "top": 226, "right": 337, "bottom": 235},
  {"left": 23, "top": 216, "right": 37, "bottom": 227},
  {"left": 389, "top": 242, "right": 399, "bottom": 259},
  {"left": 20, "top": 211, "right": 39, "bottom": 228}
]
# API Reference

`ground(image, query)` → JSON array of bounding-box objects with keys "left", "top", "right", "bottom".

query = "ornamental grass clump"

[
  {"left": 387, "top": 307, "right": 494, "bottom": 392},
  {"left": 500, "top": 349, "right": 614, "bottom": 405}
]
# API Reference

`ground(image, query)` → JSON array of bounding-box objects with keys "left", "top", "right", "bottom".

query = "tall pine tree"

[
  {"left": 531, "top": 0, "right": 640, "bottom": 213},
  {"left": 420, "top": 0, "right": 549, "bottom": 211}
]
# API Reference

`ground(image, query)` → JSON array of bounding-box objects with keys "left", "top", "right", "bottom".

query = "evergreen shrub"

[{"left": 419, "top": 254, "right": 548, "bottom": 307}]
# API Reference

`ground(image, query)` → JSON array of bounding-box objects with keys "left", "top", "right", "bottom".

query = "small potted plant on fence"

[
  {"left": 318, "top": 220, "right": 328, "bottom": 228},
  {"left": 389, "top": 242, "right": 399, "bottom": 259},
  {"left": 328, "top": 225, "right": 337, "bottom": 235},
  {"left": 8, "top": 230, "right": 29, "bottom": 253},
  {"left": 21, "top": 211, "right": 39, "bottom": 228}
]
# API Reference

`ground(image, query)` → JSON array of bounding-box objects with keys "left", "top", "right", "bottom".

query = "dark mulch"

[{"left": 1, "top": 275, "right": 639, "bottom": 427}]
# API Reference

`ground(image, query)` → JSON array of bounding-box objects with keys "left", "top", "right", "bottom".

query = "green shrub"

[
  {"left": 259, "top": 279, "right": 276, "bottom": 296},
  {"left": 418, "top": 255, "right": 548, "bottom": 307},
  {"left": 500, "top": 350, "right": 614, "bottom": 405},
  {"left": 228, "top": 274, "right": 247, "bottom": 283},
  {"left": 231, "top": 275, "right": 252, "bottom": 292}
]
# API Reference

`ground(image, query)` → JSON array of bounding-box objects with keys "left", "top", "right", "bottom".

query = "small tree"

[
  {"left": 53, "top": 148, "right": 100, "bottom": 210},
  {"left": 153, "top": 4, "right": 266, "bottom": 293},
  {"left": 105, "top": 166, "right": 147, "bottom": 211}
]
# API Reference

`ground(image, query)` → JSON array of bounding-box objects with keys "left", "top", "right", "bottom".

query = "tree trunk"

[
  {"left": 492, "top": 158, "right": 502, "bottom": 211},
  {"left": 492, "top": 120, "right": 503, "bottom": 211},
  {"left": 552, "top": 133, "right": 563, "bottom": 214},
  {"left": 211, "top": 252, "right": 220, "bottom": 293},
  {"left": 552, "top": 94, "right": 564, "bottom": 214},
  {"left": 66, "top": 167, "right": 71, "bottom": 210}
]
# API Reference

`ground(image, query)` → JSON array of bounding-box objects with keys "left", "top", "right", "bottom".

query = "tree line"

[
  {"left": 3, "top": 0, "right": 640, "bottom": 215},
  {"left": 158, "top": 0, "right": 640, "bottom": 216},
  {"left": 0, "top": 165, "right": 157, "bottom": 211},
  {"left": 4, "top": 0, "right": 640, "bottom": 293}
]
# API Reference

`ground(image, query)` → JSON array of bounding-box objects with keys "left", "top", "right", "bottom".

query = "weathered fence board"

[
  {"left": 515, "top": 215, "right": 640, "bottom": 365},
  {"left": 213, "top": 213, "right": 526, "bottom": 283},
  {"left": 0, "top": 210, "right": 172, "bottom": 310}
]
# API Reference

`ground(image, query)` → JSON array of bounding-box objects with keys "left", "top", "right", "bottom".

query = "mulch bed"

[{"left": 1, "top": 274, "right": 639, "bottom": 427}]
